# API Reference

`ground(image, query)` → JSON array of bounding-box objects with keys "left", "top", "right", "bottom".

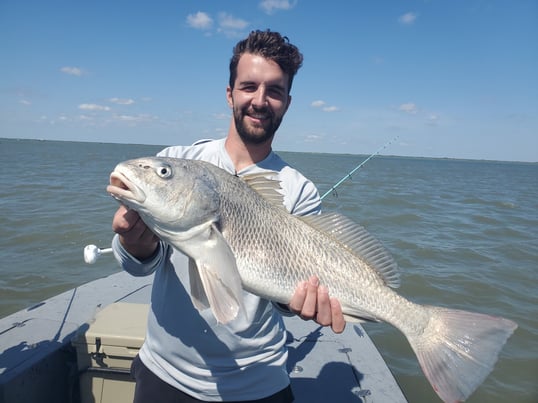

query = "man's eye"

[{"left": 269, "top": 88, "right": 284, "bottom": 98}]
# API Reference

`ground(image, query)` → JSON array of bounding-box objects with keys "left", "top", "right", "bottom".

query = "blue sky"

[{"left": 1, "top": 0, "right": 536, "bottom": 162}]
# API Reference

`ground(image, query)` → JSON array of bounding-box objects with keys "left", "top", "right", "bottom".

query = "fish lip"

[{"left": 107, "top": 171, "right": 146, "bottom": 204}]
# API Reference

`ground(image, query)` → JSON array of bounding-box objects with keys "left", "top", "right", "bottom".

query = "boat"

[{"left": 0, "top": 269, "right": 407, "bottom": 402}]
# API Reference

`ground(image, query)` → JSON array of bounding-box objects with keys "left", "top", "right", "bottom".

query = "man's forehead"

[{"left": 236, "top": 53, "right": 289, "bottom": 87}]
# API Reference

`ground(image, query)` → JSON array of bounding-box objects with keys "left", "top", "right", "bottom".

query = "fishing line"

[{"left": 320, "top": 136, "right": 399, "bottom": 200}]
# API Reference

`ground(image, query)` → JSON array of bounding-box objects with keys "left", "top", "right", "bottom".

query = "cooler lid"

[{"left": 74, "top": 302, "right": 149, "bottom": 348}]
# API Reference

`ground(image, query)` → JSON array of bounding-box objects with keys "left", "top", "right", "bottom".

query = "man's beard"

[{"left": 233, "top": 106, "right": 283, "bottom": 145}]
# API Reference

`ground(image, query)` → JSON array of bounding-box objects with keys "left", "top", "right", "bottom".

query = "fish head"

[{"left": 107, "top": 157, "right": 221, "bottom": 236}]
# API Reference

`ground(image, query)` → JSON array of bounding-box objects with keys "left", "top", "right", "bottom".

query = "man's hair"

[{"left": 229, "top": 30, "right": 303, "bottom": 93}]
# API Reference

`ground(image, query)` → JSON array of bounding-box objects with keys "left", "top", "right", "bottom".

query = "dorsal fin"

[
  {"left": 302, "top": 212, "right": 400, "bottom": 288},
  {"left": 241, "top": 173, "right": 287, "bottom": 210},
  {"left": 242, "top": 174, "right": 399, "bottom": 288}
]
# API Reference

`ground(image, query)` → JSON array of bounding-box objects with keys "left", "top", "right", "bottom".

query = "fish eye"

[{"left": 156, "top": 164, "right": 173, "bottom": 179}]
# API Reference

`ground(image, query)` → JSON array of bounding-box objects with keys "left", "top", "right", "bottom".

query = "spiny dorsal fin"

[
  {"left": 302, "top": 212, "right": 400, "bottom": 288},
  {"left": 241, "top": 173, "right": 286, "bottom": 210}
]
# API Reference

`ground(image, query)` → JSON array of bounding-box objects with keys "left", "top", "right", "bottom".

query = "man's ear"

[
  {"left": 285, "top": 94, "right": 292, "bottom": 113},
  {"left": 226, "top": 86, "right": 233, "bottom": 108}
]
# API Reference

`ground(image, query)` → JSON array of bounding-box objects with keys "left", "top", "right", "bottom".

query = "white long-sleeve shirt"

[{"left": 113, "top": 138, "right": 320, "bottom": 401}]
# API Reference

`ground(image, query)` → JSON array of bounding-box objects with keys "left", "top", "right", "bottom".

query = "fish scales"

[{"left": 219, "top": 183, "right": 392, "bottom": 318}]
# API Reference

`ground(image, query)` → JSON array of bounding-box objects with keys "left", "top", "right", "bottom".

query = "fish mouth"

[{"left": 107, "top": 171, "right": 146, "bottom": 204}]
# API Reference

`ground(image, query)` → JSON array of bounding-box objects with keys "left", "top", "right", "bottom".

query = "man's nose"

[{"left": 252, "top": 87, "right": 268, "bottom": 107}]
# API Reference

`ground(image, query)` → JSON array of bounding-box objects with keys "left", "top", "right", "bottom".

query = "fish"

[{"left": 106, "top": 156, "right": 517, "bottom": 403}]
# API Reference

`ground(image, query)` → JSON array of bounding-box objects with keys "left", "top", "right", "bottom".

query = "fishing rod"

[
  {"left": 83, "top": 136, "right": 398, "bottom": 262},
  {"left": 320, "top": 136, "right": 399, "bottom": 200}
]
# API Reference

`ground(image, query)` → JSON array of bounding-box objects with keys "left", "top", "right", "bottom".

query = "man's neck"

[{"left": 224, "top": 131, "right": 272, "bottom": 172}]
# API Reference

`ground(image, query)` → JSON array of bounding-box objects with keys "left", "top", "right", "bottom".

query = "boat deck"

[{"left": 0, "top": 271, "right": 406, "bottom": 402}]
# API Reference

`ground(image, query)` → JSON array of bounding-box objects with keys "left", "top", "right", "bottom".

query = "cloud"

[
  {"left": 259, "top": 0, "right": 296, "bottom": 14},
  {"left": 109, "top": 97, "right": 135, "bottom": 105},
  {"left": 398, "top": 102, "right": 418, "bottom": 114},
  {"left": 311, "top": 99, "right": 339, "bottom": 112},
  {"left": 78, "top": 103, "right": 111, "bottom": 111},
  {"left": 398, "top": 12, "right": 417, "bottom": 25},
  {"left": 218, "top": 12, "right": 249, "bottom": 37},
  {"left": 19, "top": 99, "right": 31, "bottom": 106},
  {"left": 322, "top": 106, "right": 340, "bottom": 112},
  {"left": 304, "top": 133, "right": 323, "bottom": 142},
  {"left": 60, "top": 66, "right": 85, "bottom": 76},
  {"left": 427, "top": 113, "right": 439, "bottom": 125},
  {"left": 112, "top": 114, "right": 157, "bottom": 123},
  {"left": 212, "top": 112, "right": 229, "bottom": 120},
  {"left": 187, "top": 11, "right": 213, "bottom": 30},
  {"left": 187, "top": 11, "right": 249, "bottom": 37}
]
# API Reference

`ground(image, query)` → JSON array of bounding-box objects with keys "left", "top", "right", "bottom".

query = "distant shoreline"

[{"left": 1, "top": 137, "right": 536, "bottom": 165}]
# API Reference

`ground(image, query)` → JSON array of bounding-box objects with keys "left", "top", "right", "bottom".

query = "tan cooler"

[{"left": 73, "top": 302, "right": 149, "bottom": 403}]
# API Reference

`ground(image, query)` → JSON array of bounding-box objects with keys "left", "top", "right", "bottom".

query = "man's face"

[{"left": 227, "top": 53, "right": 291, "bottom": 145}]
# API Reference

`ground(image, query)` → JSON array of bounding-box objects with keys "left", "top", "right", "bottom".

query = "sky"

[{"left": 1, "top": 0, "right": 537, "bottom": 162}]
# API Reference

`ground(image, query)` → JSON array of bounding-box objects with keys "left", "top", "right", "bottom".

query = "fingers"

[
  {"left": 113, "top": 205, "right": 149, "bottom": 241},
  {"left": 288, "top": 276, "right": 346, "bottom": 334},
  {"left": 329, "top": 297, "right": 346, "bottom": 334},
  {"left": 314, "top": 284, "right": 331, "bottom": 326},
  {"left": 288, "top": 276, "right": 317, "bottom": 317},
  {"left": 302, "top": 276, "right": 319, "bottom": 318},
  {"left": 315, "top": 285, "right": 346, "bottom": 333},
  {"left": 112, "top": 205, "right": 159, "bottom": 260},
  {"left": 288, "top": 280, "right": 308, "bottom": 315},
  {"left": 112, "top": 205, "right": 139, "bottom": 233}
]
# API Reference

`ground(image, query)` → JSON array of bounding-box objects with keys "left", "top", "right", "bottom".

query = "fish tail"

[{"left": 407, "top": 306, "right": 517, "bottom": 402}]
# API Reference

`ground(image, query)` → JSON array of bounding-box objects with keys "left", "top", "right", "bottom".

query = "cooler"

[{"left": 73, "top": 302, "right": 149, "bottom": 403}]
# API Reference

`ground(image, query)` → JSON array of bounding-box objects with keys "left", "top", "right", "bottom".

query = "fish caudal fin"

[{"left": 408, "top": 306, "right": 517, "bottom": 402}]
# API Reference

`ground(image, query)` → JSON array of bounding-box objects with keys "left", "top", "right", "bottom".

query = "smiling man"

[
  {"left": 228, "top": 53, "right": 289, "bottom": 144},
  {"left": 112, "top": 30, "right": 344, "bottom": 402}
]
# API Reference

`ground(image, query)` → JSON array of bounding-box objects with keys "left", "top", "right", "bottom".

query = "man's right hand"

[{"left": 112, "top": 205, "right": 160, "bottom": 260}]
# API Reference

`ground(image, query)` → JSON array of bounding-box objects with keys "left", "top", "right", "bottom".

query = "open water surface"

[{"left": 1, "top": 138, "right": 536, "bottom": 402}]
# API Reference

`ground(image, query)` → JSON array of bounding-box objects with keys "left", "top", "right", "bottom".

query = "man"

[{"left": 112, "top": 30, "right": 345, "bottom": 402}]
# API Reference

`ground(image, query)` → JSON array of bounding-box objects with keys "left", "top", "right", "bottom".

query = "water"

[{"left": 1, "top": 138, "right": 536, "bottom": 402}]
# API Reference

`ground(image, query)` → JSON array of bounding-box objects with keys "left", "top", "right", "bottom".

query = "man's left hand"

[{"left": 288, "top": 276, "right": 346, "bottom": 333}]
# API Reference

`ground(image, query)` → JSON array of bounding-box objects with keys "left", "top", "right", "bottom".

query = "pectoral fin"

[
  {"left": 187, "top": 224, "right": 245, "bottom": 323},
  {"left": 189, "top": 258, "right": 209, "bottom": 311}
]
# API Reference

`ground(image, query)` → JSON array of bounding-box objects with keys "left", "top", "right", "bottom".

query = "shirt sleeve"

[
  {"left": 111, "top": 227, "right": 169, "bottom": 276},
  {"left": 279, "top": 167, "right": 321, "bottom": 217}
]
